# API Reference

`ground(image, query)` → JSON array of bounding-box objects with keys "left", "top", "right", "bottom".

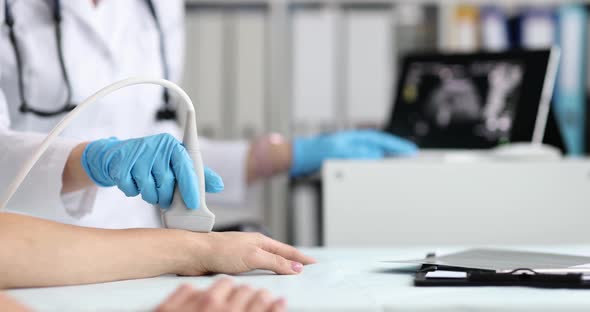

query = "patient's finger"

[
  {"left": 259, "top": 236, "right": 317, "bottom": 265},
  {"left": 228, "top": 284, "right": 256, "bottom": 310},
  {"left": 205, "top": 278, "right": 235, "bottom": 303},
  {"left": 155, "top": 284, "right": 197, "bottom": 312},
  {"left": 268, "top": 298, "right": 287, "bottom": 312},
  {"left": 246, "top": 248, "right": 302, "bottom": 275},
  {"left": 246, "top": 289, "right": 273, "bottom": 312}
]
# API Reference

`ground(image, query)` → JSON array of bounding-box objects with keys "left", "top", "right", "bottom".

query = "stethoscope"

[{"left": 3, "top": 0, "right": 177, "bottom": 120}]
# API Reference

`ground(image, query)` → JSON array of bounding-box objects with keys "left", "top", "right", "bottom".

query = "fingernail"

[
  {"left": 277, "top": 298, "right": 287, "bottom": 307},
  {"left": 291, "top": 262, "right": 303, "bottom": 273}
]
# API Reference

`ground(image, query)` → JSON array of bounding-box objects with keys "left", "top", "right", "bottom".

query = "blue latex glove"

[
  {"left": 81, "top": 133, "right": 223, "bottom": 209},
  {"left": 290, "top": 130, "right": 418, "bottom": 177}
]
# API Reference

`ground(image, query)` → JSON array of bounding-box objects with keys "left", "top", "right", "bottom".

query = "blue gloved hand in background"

[
  {"left": 290, "top": 130, "right": 418, "bottom": 177},
  {"left": 81, "top": 133, "right": 223, "bottom": 209}
]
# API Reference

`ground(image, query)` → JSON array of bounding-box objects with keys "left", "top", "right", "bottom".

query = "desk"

[{"left": 9, "top": 247, "right": 590, "bottom": 312}]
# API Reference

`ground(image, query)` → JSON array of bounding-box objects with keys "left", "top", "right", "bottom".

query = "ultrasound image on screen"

[{"left": 393, "top": 60, "right": 524, "bottom": 148}]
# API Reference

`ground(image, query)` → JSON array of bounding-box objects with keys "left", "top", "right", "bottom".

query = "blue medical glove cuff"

[
  {"left": 290, "top": 130, "right": 418, "bottom": 178},
  {"left": 81, "top": 137, "right": 120, "bottom": 187},
  {"left": 290, "top": 137, "right": 321, "bottom": 177}
]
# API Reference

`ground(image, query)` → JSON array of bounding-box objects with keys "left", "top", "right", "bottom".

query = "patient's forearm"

[
  {"left": 0, "top": 213, "right": 188, "bottom": 289},
  {"left": 61, "top": 142, "right": 93, "bottom": 194},
  {"left": 246, "top": 137, "right": 293, "bottom": 184}
]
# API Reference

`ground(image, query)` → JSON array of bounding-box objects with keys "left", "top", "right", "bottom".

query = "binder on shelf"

[
  {"left": 345, "top": 8, "right": 394, "bottom": 129},
  {"left": 480, "top": 6, "right": 509, "bottom": 51},
  {"left": 437, "top": 4, "right": 454, "bottom": 52},
  {"left": 395, "top": 3, "right": 424, "bottom": 56},
  {"left": 396, "top": 4, "right": 438, "bottom": 56},
  {"left": 520, "top": 7, "right": 556, "bottom": 49},
  {"left": 292, "top": 6, "right": 338, "bottom": 136},
  {"left": 555, "top": 4, "right": 587, "bottom": 155},
  {"left": 233, "top": 9, "right": 268, "bottom": 140},
  {"left": 183, "top": 10, "right": 226, "bottom": 139},
  {"left": 450, "top": 5, "right": 479, "bottom": 52}
]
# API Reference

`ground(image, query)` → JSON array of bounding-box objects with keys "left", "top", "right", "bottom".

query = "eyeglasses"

[{"left": 4, "top": 0, "right": 176, "bottom": 120}]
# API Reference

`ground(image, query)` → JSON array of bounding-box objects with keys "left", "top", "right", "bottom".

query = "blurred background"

[{"left": 180, "top": 0, "right": 590, "bottom": 245}]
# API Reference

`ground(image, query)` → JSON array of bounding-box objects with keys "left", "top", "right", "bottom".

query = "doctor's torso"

[
  {"left": 0, "top": 0, "right": 186, "bottom": 228},
  {"left": 0, "top": 0, "right": 184, "bottom": 138}
]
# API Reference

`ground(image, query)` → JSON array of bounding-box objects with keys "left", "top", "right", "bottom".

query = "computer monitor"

[{"left": 384, "top": 49, "right": 560, "bottom": 149}]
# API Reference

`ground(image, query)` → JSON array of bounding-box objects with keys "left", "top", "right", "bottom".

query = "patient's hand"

[
  {"left": 155, "top": 279, "right": 285, "bottom": 312},
  {"left": 177, "top": 232, "right": 316, "bottom": 276},
  {"left": 0, "top": 293, "right": 31, "bottom": 312}
]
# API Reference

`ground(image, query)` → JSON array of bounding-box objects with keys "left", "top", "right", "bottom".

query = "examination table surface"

[{"left": 9, "top": 246, "right": 590, "bottom": 311}]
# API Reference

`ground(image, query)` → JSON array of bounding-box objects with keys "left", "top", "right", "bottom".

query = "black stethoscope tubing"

[{"left": 3, "top": 0, "right": 176, "bottom": 120}]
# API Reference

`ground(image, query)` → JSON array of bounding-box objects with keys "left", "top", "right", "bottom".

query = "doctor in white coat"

[{"left": 0, "top": 0, "right": 417, "bottom": 229}]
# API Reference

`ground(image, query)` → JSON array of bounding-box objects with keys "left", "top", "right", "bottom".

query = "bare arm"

[
  {"left": 0, "top": 212, "right": 189, "bottom": 288},
  {"left": 0, "top": 213, "right": 314, "bottom": 289},
  {"left": 245, "top": 130, "right": 419, "bottom": 183},
  {"left": 246, "top": 137, "right": 293, "bottom": 184}
]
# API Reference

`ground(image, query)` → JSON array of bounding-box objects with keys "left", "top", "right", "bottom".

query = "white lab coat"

[{"left": 0, "top": 0, "right": 248, "bottom": 228}]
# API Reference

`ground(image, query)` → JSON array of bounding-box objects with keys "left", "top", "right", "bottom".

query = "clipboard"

[{"left": 414, "top": 261, "right": 590, "bottom": 289}]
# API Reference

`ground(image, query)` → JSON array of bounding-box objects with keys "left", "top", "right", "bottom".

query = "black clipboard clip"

[{"left": 414, "top": 253, "right": 590, "bottom": 289}]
